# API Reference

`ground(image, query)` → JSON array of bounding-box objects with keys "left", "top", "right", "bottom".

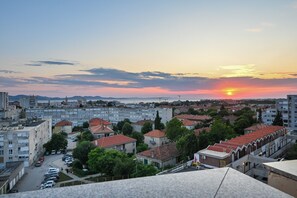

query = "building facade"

[
  {"left": 197, "top": 126, "right": 289, "bottom": 168},
  {"left": 0, "top": 92, "right": 8, "bottom": 111},
  {"left": 0, "top": 119, "right": 52, "bottom": 167},
  {"left": 144, "top": 130, "right": 169, "bottom": 148},
  {"left": 26, "top": 107, "right": 172, "bottom": 126},
  {"left": 288, "top": 95, "right": 297, "bottom": 131}
]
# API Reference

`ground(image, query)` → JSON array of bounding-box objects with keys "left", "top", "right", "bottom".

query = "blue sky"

[{"left": 1, "top": 0, "right": 297, "bottom": 98}]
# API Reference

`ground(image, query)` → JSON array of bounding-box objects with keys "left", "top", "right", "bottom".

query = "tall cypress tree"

[
  {"left": 154, "top": 111, "right": 162, "bottom": 130},
  {"left": 272, "top": 110, "right": 283, "bottom": 126}
]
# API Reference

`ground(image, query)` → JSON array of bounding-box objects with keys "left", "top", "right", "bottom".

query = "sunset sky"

[{"left": 1, "top": 0, "right": 297, "bottom": 99}]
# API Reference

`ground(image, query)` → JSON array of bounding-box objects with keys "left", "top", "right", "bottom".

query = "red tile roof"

[
  {"left": 92, "top": 134, "right": 136, "bottom": 148},
  {"left": 134, "top": 120, "right": 153, "bottom": 126},
  {"left": 194, "top": 127, "right": 211, "bottom": 136},
  {"left": 89, "top": 118, "right": 111, "bottom": 126},
  {"left": 137, "top": 143, "right": 180, "bottom": 162},
  {"left": 207, "top": 126, "right": 286, "bottom": 153},
  {"left": 244, "top": 124, "right": 268, "bottom": 131},
  {"left": 144, "top": 130, "right": 166, "bottom": 138},
  {"left": 90, "top": 125, "right": 114, "bottom": 134},
  {"left": 175, "top": 114, "right": 212, "bottom": 121},
  {"left": 55, "top": 120, "right": 72, "bottom": 127},
  {"left": 181, "top": 119, "right": 198, "bottom": 126}
]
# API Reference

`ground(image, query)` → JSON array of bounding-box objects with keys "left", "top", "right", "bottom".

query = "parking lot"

[
  {"left": 13, "top": 134, "right": 78, "bottom": 192},
  {"left": 13, "top": 154, "right": 63, "bottom": 192}
]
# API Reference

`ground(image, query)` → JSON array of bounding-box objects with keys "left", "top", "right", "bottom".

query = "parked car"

[
  {"left": 41, "top": 180, "right": 55, "bottom": 188},
  {"left": 44, "top": 173, "right": 59, "bottom": 179},
  {"left": 48, "top": 167, "right": 60, "bottom": 172},
  {"left": 51, "top": 150, "right": 56, "bottom": 155},
  {"left": 44, "top": 170, "right": 59, "bottom": 176},
  {"left": 35, "top": 161, "right": 42, "bottom": 167},
  {"left": 43, "top": 176, "right": 58, "bottom": 182},
  {"left": 62, "top": 154, "right": 73, "bottom": 161}
]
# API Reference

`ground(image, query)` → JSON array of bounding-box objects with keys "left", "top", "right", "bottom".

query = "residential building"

[
  {"left": 277, "top": 99, "right": 289, "bottom": 127},
  {"left": 136, "top": 143, "right": 180, "bottom": 169},
  {"left": 144, "top": 130, "right": 169, "bottom": 148},
  {"left": 0, "top": 119, "right": 52, "bottom": 167},
  {"left": 132, "top": 120, "right": 154, "bottom": 133},
  {"left": 89, "top": 118, "right": 114, "bottom": 139},
  {"left": 288, "top": 95, "right": 297, "bottom": 131},
  {"left": 262, "top": 107, "right": 277, "bottom": 125},
  {"left": 264, "top": 160, "right": 297, "bottom": 197},
  {"left": 0, "top": 92, "right": 8, "bottom": 111},
  {"left": 92, "top": 134, "right": 136, "bottom": 154},
  {"left": 0, "top": 161, "right": 24, "bottom": 194},
  {"left": 197, "top": 126, "right": 289, "bottom": 168},
  {"left": 244, "top": 123, "right": 268, "bottom": 134},
  {"left": 194, "top": 127, "right": 211, "bottom": 137},
  {"left": 181, "top": 119, "right": 198, "bottom": 130},
  {"left": 26, "top": 107, "right": 172, "bottom": 126},
  {"left": 53, "top": 120, "right": 72, "bottom": 134},
  {"left": 19, "top": 95, "right": 37, "bottom": 109},
  {"left": 175, "top": 114, "right": 212, "bottom": 122}
]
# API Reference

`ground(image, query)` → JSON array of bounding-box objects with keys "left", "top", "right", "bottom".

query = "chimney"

[{"left": 151, "top": 151, "right": 155, "bottom": 158}]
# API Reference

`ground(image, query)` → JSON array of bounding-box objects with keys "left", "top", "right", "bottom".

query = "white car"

[
  {"left": 48, "top": 167, "right": 60, "bottom": 172},
  {"left": 41, "top": 180, "right": 55, "bottom": 188}
]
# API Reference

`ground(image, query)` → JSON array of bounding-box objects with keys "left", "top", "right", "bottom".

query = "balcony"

[{"left": 6, "top": 168, "right": 290, "bottom": 198}]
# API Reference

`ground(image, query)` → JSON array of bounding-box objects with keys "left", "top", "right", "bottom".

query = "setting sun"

[{"left": 227, "top": 91, "right": 233, "bottom": 96}]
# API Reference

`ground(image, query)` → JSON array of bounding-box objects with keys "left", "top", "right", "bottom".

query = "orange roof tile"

[
  {"left": 194, "top": 127, "right": 211, "bottom": 136},
  {"left": 92, "top": 134, "right": 136, "bottom": 148},
  {"left": 144, "top": 130, "right": 166, "bottom": 138},
  {"left": 207, "top": 126, "right": 286, "bottom": 153},
  {"left": 90, "top": 125, "right": 114, "bottom": 134},
  {"left": 137, "top": 143, "right": 180, "bottom": 161},
  {"left": 181, "top": 119, "right": 197, "bottom": 126},
  {"left": 89, "top": 118, "right": 111, "bottom": 126},
  {"left": 55, "top": 120, "right": 72, "bottom": 127}
]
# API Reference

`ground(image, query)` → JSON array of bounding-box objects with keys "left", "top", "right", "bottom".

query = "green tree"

[
  {"left": 79, "top": 130, "right": 94, "bottom": 142},
  {"left": 129, "top": 132, "right": 144, "bottom": 145},
  {"left": 198, "top": 131, "right": 210, "bottom": 150},
  {"left": 257, "top": 109, "right": 263, "bottom": 123},
  {"left": 141, "top": 122, "right": 153, "bottom": 134},
  {"left": 73, "top": 141, "right": 96, "bottom": 164},
  {"left": 117, "top": 119, "right": 131, "bottom": 131},
  {"left": 165, "top": 118, "right": 188, "bottom": 141},
  {"left": 43, "top": 133, "right": 68, "bottom": 152},
  {"left": 132, "top": 162, "right": 158, "bottom": 177},
  {"left": 272, "top": 110, "right": 283, "bottom": 126},
  {"left": 209, "top": 119, "right": 235, "bottom": 144},
  {"left": 154, "top": 111, "right": 163, "bottom": 130},
  {"left": 88, "top": 148, "right": 126, "bottom": 175},
  {"left": 122, "top": 122, "right": 133, "bottom": 135},
  {"left": 136, "top": 143, "right": 148, "bottom": 153},
  {"left": 113, "top": 158, "right": 135, "bottom": 176},
  {"left": 83, "top": 121, "right": 89, "bottom": 128},
  {"left": 176, "top": 132, "right": 199, "bottom": 160}
]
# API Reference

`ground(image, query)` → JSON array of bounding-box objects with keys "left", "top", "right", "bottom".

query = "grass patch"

[
  {"left": 60, "top": 181, "right": 86, "bottom": 187},
  {"left": 58, "top": 172, "right": 72, "bottom": 182}
]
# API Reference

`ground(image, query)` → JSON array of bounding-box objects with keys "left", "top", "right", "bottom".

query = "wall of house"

[
  {"left": 267, "top": 171, "right": 297, "bottom": 197},
  {"left": 144, "top": 136, "right": 169, "bottom": 148},
  {"left": 136, "top": 156, "right": 177, "bottom": 169},
  {"left": 124, "top": 142, "right": 136, "bottom": 154}
]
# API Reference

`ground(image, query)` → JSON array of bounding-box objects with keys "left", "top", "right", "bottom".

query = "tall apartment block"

[
  {"left": 288, "top": 95, "right": 297, "bottom": 131},
  {"left": 0, "top": 92, "right": 8, "bottom": 111},
  {"left": 26, "top": 107, "right": 173, "bottom": 126},
  {"left": 0, "top": 118, "right": 52, "bottom": 168}
]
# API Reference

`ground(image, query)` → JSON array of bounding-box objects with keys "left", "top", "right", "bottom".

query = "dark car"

[
  {"left": 35, "top": 161, "right": 42, "bottom": 167},
  {"left": 44, "top": 173, "right": 60, "bottom": 179}
]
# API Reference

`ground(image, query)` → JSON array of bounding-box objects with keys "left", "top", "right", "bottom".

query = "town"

[{"left": 0, "top": 92, "right": 296, "bottom": 197}]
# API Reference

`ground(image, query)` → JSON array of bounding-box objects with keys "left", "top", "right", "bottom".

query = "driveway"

[{"left": 13, "top": 154, "right": 63, "bottom": 192}]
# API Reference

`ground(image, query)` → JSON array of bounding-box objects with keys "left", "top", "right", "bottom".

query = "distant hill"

[{"left": 8, "top": 95, "right": 112, "bottom": 101}]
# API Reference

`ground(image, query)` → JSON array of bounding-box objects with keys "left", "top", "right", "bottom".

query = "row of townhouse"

[
  {"left": 197, "top": 126, "right": 289, "bottom": 168},
  {"left": 26, "top": 107, "right": 172, "bottom": 126}
]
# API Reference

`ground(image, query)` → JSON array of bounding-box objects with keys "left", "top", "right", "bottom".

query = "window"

[
  {"left": 8, "top": 140, "right": 12, "bottom": 145},
  {"left": 9, "top": 156, "right": 13, "bottom": 160},
  {"left": 9, "top": 149, "right": 13, "bottom": 155},
  {"left": 0, "top": 150, "right": 3, "bottom": 155}
]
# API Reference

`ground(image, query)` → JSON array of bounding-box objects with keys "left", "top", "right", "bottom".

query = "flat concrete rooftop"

[{"left": 2, "top": 167, "right": 292, "bottom": 198}]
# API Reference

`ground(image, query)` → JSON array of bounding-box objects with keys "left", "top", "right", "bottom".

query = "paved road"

[{"left": 13, "top": 154, "right": 63, "bottom": 192}]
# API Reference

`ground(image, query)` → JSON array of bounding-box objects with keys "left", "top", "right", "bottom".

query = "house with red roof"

[
  {"left": 89, "top": 118, "right": 114, "bottom": 139},
  {"left": 131, "top": 120, "right": 154, "bottom": 133},
  {"left": 144, "top": 130, "right": 169, "bottom": 148},
  {"left": 136, "top": 143, "right": 180, "bottom": 169},
  {"left": 54, "top": 120, "right": 72, "bottom": 134},
  {"left": 92, "top": 134, "right": 136, "bottom": 154},
  {"left": 175, "top": 114, "right": 212, "bottom": 122},
  {"left": 197, "top": 126, "right": 288, "bottom": 168},
  {"left": 244, "top": 123, "right": 268, "bottom": 134}
]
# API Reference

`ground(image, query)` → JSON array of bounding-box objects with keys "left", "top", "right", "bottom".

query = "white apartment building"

[
  {"left": 0, "top": 92, "right": 8, "bottom": 111},
  {"left": 288, "top": 95, "right": 297, "bottom": 131},
  {"left": 26, "top": 107, "right": 172, "bottom": 126},
  {"left": 262, "top": 99, "right": 289, "bottom": 127},
  {"left": 262, "top": 108, "right": 277, "bottom": 125},
  {"left": 19, "top": 96, "right": 37, "bottom": 109},
  {"left": 0, "top": 119, "right": 52, "bottom": 168}
]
